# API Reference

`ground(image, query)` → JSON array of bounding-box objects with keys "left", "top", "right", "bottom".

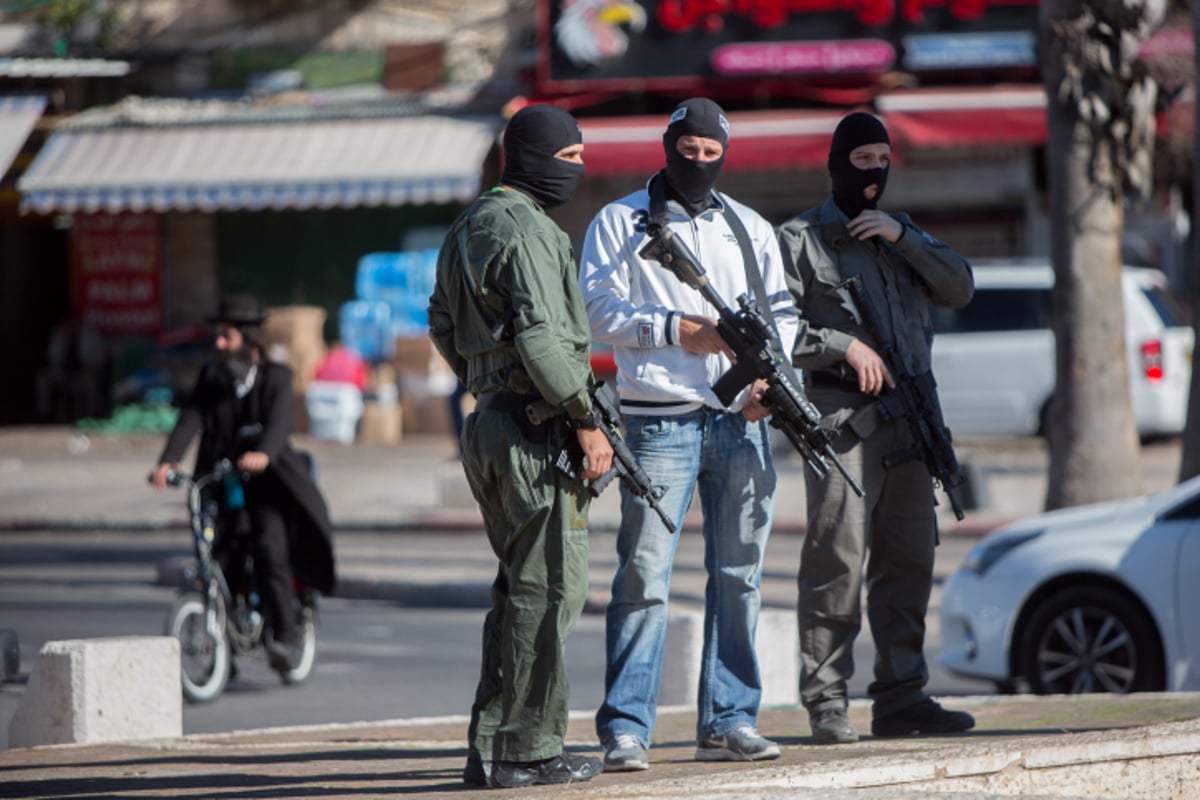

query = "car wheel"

[{"left": 1018, "top": 585, "right": 1164, "bottom": 694}]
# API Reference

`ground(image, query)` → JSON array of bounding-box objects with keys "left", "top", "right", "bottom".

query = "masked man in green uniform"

[{"left": 428, "top": 103, "right": 613, "bottom": 790}]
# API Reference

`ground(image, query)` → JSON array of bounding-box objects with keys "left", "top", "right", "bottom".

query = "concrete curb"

[
  {"left": 584, "top": 717, "right": 1200, "bottom": 799},
  {"left": 0, "top": 516, "right": 1008, "bottom": 537}
]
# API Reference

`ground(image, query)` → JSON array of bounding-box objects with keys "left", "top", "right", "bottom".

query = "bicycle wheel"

[
  {"left": 165, "top": 591, "right": 231, "bottom": 703},
  {"left": 279, "top": 604, "right": 317, "bottom": 685}
]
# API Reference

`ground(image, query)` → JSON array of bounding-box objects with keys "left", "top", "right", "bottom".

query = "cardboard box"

[
  {"left": 359, "top": 400, "right": 402, "bottom": 444},
  {"left": 399, "top": 384, "right": 454, "bottom": 436},
  {"left": 393, "top": 335, "right": 433, "bottom": 377},
  {"left": 265, "top": 306, "right": 328, "bottom": 395},
  {"left": 371, "top": 363, "right": 398, "bottom": 393},
  {"left": 264, "top": 305, "right": 326, "bottom": 349}
]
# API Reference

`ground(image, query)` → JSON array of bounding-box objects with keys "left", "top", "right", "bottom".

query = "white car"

[
  {"left": 939, "top": 475, "right": 1200, "bottom": 694},
  {"left": 931, "top": 262, "right": 1193, "bottom": 438}
]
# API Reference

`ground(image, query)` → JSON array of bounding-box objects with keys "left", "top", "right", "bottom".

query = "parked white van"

[{"left": 931, "top": 261, "right": 1193, "bottom": 438}]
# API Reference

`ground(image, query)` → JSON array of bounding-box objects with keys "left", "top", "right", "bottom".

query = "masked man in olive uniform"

[
  {"left": 428, "top": 103, "right": 613, "bottom": 790},
  {"left": 150, "top": 295, "right": 335, "bottom": 673},
  {"left": 778, "top": 112, "right": 975, "bottom": 744}
]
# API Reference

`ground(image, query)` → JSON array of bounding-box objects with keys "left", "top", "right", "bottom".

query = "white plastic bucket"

[{"left": 305, "top": 381, "right": 364, "bottom": 444}]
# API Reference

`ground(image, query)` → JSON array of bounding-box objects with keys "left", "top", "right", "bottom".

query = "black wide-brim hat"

[{"left": 206, "top": 294, "right": 267, "bottom": 326}]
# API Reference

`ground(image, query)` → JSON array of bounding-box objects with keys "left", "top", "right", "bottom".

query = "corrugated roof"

[
  {"left": 0, "top": 57, "right": 131, "bottom": 77},
  {"left": 59, "top": 93, "right": 435, "bottom": 129},
  {"left": 0, "top": 94, "right": 46, "bottom": 178},
  {"left": 19, "top": 113, "right": 499, "bottom": 213}
]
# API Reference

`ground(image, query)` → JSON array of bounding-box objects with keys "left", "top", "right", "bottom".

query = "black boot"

[
  {"left": 872, "top": 698, "right": 975, "bottom": 737},
  {"left": 462, "top": 754, "right": 491, "bottom": 787},
  {"left": 490, "top": 754, "right": 602, "bottom": 789}
]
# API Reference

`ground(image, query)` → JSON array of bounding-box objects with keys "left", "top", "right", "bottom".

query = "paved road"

[{"left": 0, "top": 527, "right": 987, "bottom": 749}]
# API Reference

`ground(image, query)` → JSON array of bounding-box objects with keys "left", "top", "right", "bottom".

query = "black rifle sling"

[
  {"left": 648, "top": 176, "right": 795, "bottom": 365},
  {"left": 719, "top": 195, "right": 784, "bottom": 351},
  {"left": 647, "top": 172, "right": 671, "bottom": 228},
  {"left": 718, "top": 193, "right": 804, "bottom": 388},
  {"left": 648, "top": 177, "right": 802, "bottom": 389}
]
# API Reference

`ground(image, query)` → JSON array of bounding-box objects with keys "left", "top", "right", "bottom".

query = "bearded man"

[{"left": 151, "top": 294, "right": 335, "bottom": 673}]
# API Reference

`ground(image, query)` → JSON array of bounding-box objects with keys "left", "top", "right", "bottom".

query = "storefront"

[
  {"left": 534, "top": 0, "right": 1049, "bottom": 252},
  {"left": 11, "top": 98, "right": 500, "bottom": 422}
]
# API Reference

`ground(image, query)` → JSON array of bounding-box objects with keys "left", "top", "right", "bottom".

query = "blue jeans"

[{"left": 595, "top": 408, "right": 776, "bottom": 744}]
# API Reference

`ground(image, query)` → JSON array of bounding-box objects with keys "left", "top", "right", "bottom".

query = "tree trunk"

[
  {"left": 1042, "top": 99, "right": 1145, "bottom": 508},
  {"left": 1177, "top": 3, "right": 1200, "bottom": 483},
  {"left": 1041, "top": 0, "right": 1153, "bottom": 509}
]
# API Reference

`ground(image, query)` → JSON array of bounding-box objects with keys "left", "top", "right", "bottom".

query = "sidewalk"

[
  {"left": 1, "top": 426, "right": 1198, "bottom": 798},
  {"left": 7, "top": 424, "right": 1185, "bottom": 535},
  {"left": 2, "top": 694, "right": 1198, "bottom": 798}
]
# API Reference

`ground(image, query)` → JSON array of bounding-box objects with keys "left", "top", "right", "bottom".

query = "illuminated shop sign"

[{"left": 538, "top": 0, "right": 1040, "bottom": 91}]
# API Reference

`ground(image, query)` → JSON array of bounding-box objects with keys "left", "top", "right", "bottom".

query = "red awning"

[
  {"left": 578, "top": 85, "right": 1050, "bottom": 176},
  {"left": 580, "top": 109, "right": 844, "bottom": 177},
  {"left": 876, "top": 85, "right": 1047, "bottom": 149}
]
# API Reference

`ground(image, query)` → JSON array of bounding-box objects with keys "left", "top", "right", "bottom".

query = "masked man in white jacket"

[{"left": 579, "top": 97, "right": 797, "bottom": 772}]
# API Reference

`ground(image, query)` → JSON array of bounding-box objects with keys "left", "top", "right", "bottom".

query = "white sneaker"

[
  {"left": 695, "top": 726, "right": 781, "bottom": 761},
  {"left": 603, "top": 733, "right": 649, "bottom": 771}
]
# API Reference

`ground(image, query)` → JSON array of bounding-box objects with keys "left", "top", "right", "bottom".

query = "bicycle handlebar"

[{"left": 153, "top": 459, "right": 237, "bottom": 493}]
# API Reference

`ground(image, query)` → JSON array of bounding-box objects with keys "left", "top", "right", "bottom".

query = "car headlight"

[{"left": 962, "top": 530, "right": 1043, "bottom": 575}]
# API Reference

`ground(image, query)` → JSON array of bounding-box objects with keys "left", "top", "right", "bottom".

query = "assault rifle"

[
  {"left": 841, "top": 275, "right": 968, "bottom": 520},
  {"left": 638, "top": 226, "right": 864, "bottom": 497},
  {"left": 490, "top": 310, "right": 676, "bottom": 532},
  {"left": 589, "top": 381, "right": 676, "bottom": 532},
  {"left": 540, "top": 381, "right": 677, "bottom": 534}
]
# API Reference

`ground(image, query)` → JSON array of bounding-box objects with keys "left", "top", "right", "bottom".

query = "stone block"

[
  {"left": 659, "top": 609, "right": 798, "bottom": 709},
  {"left": 8, "top": 636, "right": 181, "bottom": 748}
]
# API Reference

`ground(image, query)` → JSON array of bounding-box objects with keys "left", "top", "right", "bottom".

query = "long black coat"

[{"left": 159, "top": 358, "right": 336, "bottom": 595}]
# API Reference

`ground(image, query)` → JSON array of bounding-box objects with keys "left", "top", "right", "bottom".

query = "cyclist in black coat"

[{"left": 151, "top": 294, "right": 335, "bottom": 671}]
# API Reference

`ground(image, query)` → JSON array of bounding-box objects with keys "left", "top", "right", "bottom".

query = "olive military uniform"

[
  {"left": 778, "top": 196, "right": 973, "bottom": 719},
  {"left": 428, "top": 186, "right": 597, "bottom": 765}
]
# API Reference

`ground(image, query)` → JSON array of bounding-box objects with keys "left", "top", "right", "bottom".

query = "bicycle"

[{"left": 161, "top": 459, "right": 318, "bottom": 703}]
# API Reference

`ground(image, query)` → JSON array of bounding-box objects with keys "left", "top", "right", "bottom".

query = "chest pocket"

[
  {"left": 885, "top": 248, "right": 933, "bottom": 342},
  {"left": 804, "top": 225, "right": 855, "bottom": 327}
]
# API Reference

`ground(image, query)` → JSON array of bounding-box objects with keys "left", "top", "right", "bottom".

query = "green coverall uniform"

[
  {"left": 428, "top": 186, "right": 597, "bottom": 764},
  {"left": 778, "top": 196, "right": 974, "bottom": 719}
]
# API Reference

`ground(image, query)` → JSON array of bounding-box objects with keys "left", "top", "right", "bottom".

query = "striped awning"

[
  {"left": 0, "top": 94, "right": 47, "bottom": 178},
  {"left": 18, "top": 114, "right": 499, "bottom": 214}
]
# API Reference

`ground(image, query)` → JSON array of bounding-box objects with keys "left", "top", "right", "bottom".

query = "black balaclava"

[
  {"left": 661, "top": 97, "right": 729, "bottom": 218},
  {"left": 828, "top": 111, "right": 890, "bottom": 220},
  {"left": 500, "top": 104, "right": 585, "bottom": 209}
]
